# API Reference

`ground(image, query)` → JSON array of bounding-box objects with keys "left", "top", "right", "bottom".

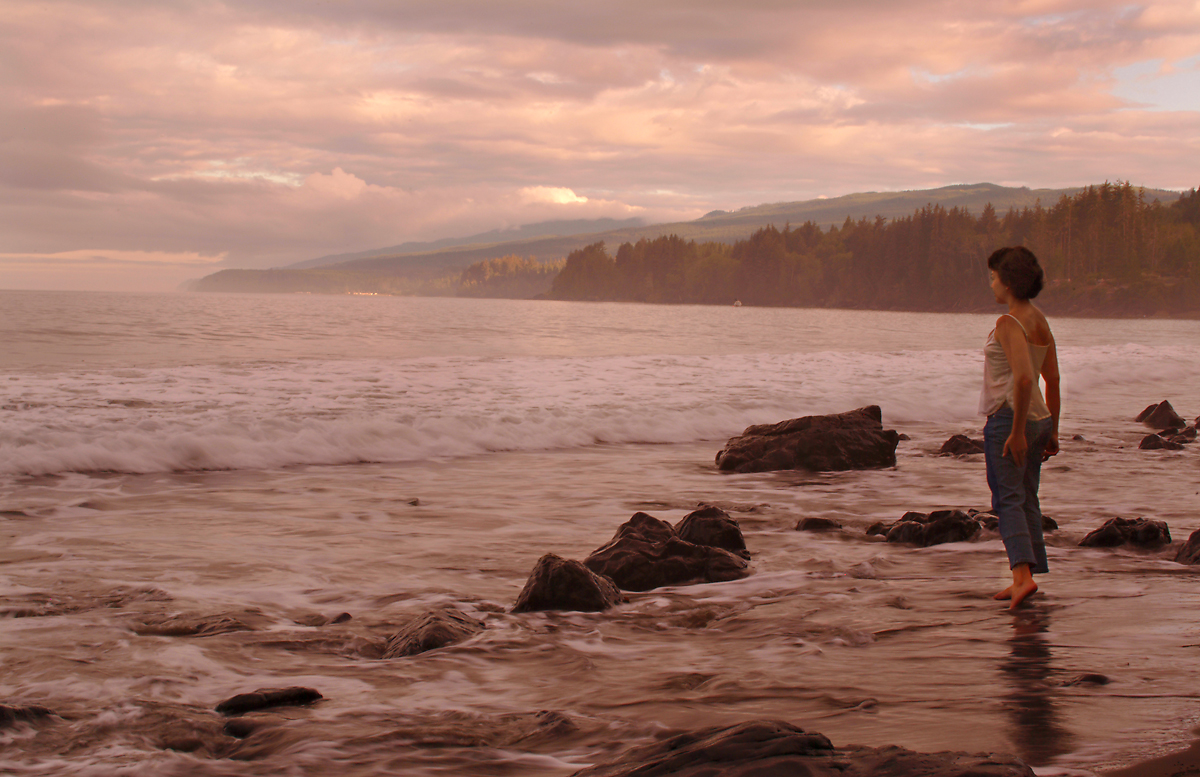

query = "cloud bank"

[{"left": 2, "top": 0, "right": 1198, "bottom": 290}]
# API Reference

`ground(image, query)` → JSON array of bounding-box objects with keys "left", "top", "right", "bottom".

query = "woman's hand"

[
  {"left": 1042, "top": 433, "right": 1059, "bottom": 461},
  {"left": 1003, "top": 430, "right": 1028, "bottom": 466}
]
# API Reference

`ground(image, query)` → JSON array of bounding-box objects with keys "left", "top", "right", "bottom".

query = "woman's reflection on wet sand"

[{"left": 1000, "top": 606, "right": 1075, "bottom": 765}]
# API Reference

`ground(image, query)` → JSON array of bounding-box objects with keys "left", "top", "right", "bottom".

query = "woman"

[{"left": 980, "top": 246, "right": 1060, "bottom": 611}]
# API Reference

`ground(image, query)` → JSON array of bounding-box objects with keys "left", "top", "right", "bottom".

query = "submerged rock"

[
  {"left": 1079, "top": 517, "right": 1171, "bottom": 548},
  {"left": 715, "top": 405, "right": 900, "bottom": 473},
  {"left": 874, "top": 509, "right": 981, "bottom": 547},
  {"left": 215, "top": 687, "right": 322, "bottom": 716},
  {"left": 585, "top": 512, "right": 750, "bottom": 591},
  {"left": 1137, "top": 400, "right": 1187, "bottom": 431},
  {"left": 938, "top": 434, "right": 985, "bottom": 455},
  {"left": 0, "top": 703, "right": 56, "bottom": 729},
  {"left": 1174, "top": 528, "right": 1200, "bottom": 565},
  {"left": 1139, "top": 434, "right": 1185, "bottom": 451},
  {"left": 383, "top": 607, "right": 485, "bottom": 658},
  {"left": 511, "top": 554, "right": 625, "bottom": 613},
  {"left": 796, "top": 516, "right": 843, "bottom": 532},
  {"left": 569, "top": 719, "right": 1036, "bottom": 777}
]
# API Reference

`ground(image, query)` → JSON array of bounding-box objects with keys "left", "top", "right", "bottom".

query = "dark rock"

[
  {"left": 215, "top": 687, "right": 322, "bottom": 716},
  {"left": 715, "top": 406, "right": 900, "bottom": 473},
  {"left": 1062, "top": 673, "right": 1110, "bottom": 686},
  {"left": 569, "top": 719, "right": 1035, "bottom": 777},
  {"left": 331, "top": 612, "right": 352, "bottom": 624},
  {"left": 897, "top": 433, "right": 911, "bottom": 441},
  {"left": 865, "top": 521, "right": 888, "bottom": 537},
  {"left": 1072, "top": 434, "right": 1086, "bottom": 441},
  {"left": 1137, "top": 400, "right": 1187, "bottom": 430},
  {"left": 383, "top": 607, "right": 485, "bottom": 658},
  {"left": 1175, "top": 528, "right": 1200, "bottom": 565},
  {"left": 796, "top": 517, "right": 842, "bottom": 532},
  {"left": 0, "top": 704, "right": 55, "bottom": 729},
  {"left": 1080, "top": 517, "right": 1171, "bottom": 548},
  {"left": 880, "top": 510, "right": 981, "bottom": 547},
  {"left": 1169, "top": 426, "right": 1197, "bottom": 444},
  {"left": 585, "top": 513, "right": 750, "bottom": 591},
  {"left": 938, "top": 434, "right": 985, "bottom": 455},
  {"left": 1140, "top": 434, "right": 1185, "bottom": 451},
  {"left": 512, "top": 554, "right": 625, "bottom": 613},
  {"left": 675, "top": 505, "right": 750, "bottom": 559}
]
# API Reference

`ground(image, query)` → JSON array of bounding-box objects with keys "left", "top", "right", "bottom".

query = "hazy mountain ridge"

[
  {"left": 287, "top": 217, "right": 646, "bottom": 270},
  {"left": 190, "top": 182, "right": 1186, "bottom": 295},
  {"left": 291, "top": 183, "right": 1182, "bottom": 275}
]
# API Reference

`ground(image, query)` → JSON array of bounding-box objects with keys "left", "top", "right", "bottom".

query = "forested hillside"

[{"left": 548, "top": 183, "right": 1200, "bottom": 315}]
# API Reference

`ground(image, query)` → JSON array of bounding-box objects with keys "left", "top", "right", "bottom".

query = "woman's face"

[{"left": 989, "top": 269, "right": 1009, "bottom": 303}]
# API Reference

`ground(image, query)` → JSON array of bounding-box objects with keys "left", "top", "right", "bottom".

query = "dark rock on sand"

[
  {"left": 715, "top": 406, "right": 900, "bottom": 473},
  {"left": 796, "top": 517, "right": 843, "bottom": 532},
  {"left": 1137, "top": 400, "right": 1187, "bottom": 430},
  {"left": 215, "top": 687, "right": 322, "bottom": 716},
  {"left": 569, "top": 719, "right": 1036, "bottom": 777},
  {"left": 585, "top": 512, "right": 750, "bottom": 592},
  {"left": 674, "top": 505, "right": 750, "bottom": 559},
  {"left": 1079, "top": 517, "right": 1171, "bottom": 548},
  {"left": 1174, "top": 528, "right": 1200, "bottom": 565},
  {"left": 939, "top": 434, "right": 985, "bottom": 455},
  {"left": 0, "top": 703, "right": 55, "bottom": 729},
  {"left": 512, "top": 554, "right": 625, "bottom": 613},
  {"left": 1140, "top": 433, "right": 1185, "bottom": 451},
  {"left": 876, "top": 509, "right": 981, "bottom": 547},
  {"left": 382, "top": 607, "right": 485, "bottom": 658}
]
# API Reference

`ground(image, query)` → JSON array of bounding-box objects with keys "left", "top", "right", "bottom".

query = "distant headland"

[{"left": 188, "top": 182, "right": 1200, "bottom": 318}]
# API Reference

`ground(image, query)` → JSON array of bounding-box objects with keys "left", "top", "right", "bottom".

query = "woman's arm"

[
  {"left": 996, "top": 315, "right": 1036, "bottom": 466},
  {"left": 1041, "top": 334, "right": 1061, "bottom": 459}
]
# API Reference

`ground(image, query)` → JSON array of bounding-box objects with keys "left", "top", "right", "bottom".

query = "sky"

[{"left": 2, "top": 0, "right": 1199, "bottom": 292}]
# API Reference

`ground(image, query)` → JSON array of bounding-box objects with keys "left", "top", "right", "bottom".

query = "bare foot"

[
  {"left": 993, "top": 585, "right": 1013, "bottom": 601},
  {"left": 1008, "top": 578, "right": 1038, "bottom": 611}
]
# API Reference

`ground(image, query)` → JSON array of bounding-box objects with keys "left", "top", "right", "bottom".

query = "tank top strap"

[{"left": 1000, "top": 313, "right": 1029, "bottom": 340}]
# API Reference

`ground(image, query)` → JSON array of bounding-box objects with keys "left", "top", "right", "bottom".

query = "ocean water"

[{"left": 1, "top": 289, "right": 1199, "bottom": 775}]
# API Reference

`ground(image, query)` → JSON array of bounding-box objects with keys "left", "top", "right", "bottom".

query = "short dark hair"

[{"left": 987, "top": 246, "right": 1044, "bottom": 300}]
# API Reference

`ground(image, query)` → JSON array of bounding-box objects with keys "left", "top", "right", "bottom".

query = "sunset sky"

[{"left": 2, "top": 0, "right": 1199, "bottom": 291}]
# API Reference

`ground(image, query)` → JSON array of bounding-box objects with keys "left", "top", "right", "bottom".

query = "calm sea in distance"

[{"left": 2, "top": 289, "right": 1199, "bottom": 775}]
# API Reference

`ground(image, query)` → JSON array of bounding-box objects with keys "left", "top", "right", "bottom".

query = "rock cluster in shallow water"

[{"left": 511, "top": 505, "right": 752, "bottom": 612}]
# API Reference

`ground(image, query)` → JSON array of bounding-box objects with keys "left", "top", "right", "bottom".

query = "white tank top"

[{"left": 979, "top": 314, "right": 1052, "bottom": 420}]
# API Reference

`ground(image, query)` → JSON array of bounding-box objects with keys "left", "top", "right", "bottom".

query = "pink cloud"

[{"left": 1, "top": 0, "right": 1198, "bottom": 291}]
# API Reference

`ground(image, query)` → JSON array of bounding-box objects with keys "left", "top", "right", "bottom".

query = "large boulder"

[
  {"left": 585, "top": 512, "right": 750, "bottom": 591},
  {"left": 1079, "top": 517, "right": 1171, "bottom": 548},
  {"left": 872, "top": 509, "right": 982, "bottom": 547},
  {"left": 1175, "top": 529, "right": 1200, "bottom": 564},
  {"left": 715, "top": 406, "right": 900, "bottom": 473},
  {"left": 674, "top": 505, "right": 749, "bottom": 558},
  {"left": 511, "top": 554, "right": 625, "bottom": 613},
  {"left": 569, "top": 719, "right": 1035, "bottom": 777},
  {"left": 382, "top": 608, "right": 485, "bottom": 658},
  {"left": 1137, "top": 400, "right": 1187, "bottom": 431}
]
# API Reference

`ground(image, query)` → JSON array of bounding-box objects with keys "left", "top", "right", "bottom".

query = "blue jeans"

[{"left": 984, "top": 407, "right": 1052, "bottom": 573}]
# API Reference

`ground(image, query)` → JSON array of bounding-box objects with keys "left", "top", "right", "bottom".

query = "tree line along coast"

[{"left": 192, "top": 183, "right": 1200, "bottom": 317}]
